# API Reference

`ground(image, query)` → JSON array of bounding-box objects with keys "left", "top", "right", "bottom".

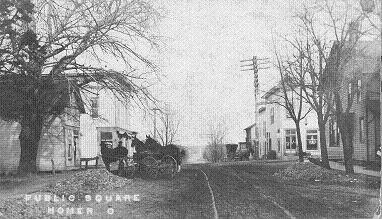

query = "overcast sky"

[
  {"left": 145, "top": 0, "right": 294, "bottom": 146},
  {"left": 130, "top": 0, "right": 367, "bottom": 148}
]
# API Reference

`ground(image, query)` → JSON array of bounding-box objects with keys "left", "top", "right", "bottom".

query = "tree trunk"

[
  {"left": 333, "top": 92, "right": 354, "bottom": 174},
  {"left": 318, "top": 116, "right": 330, "bottom": 169},
  {"left": 296, "top": 123, "right": 304, "bottom": 162},
  {"left": 17, "top": 114, "right": 44, "bottom": 175},
  {"left": 339, "top": 113, "right": 354, "bottom": 174}
]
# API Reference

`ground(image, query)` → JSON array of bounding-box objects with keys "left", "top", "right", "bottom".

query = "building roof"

[
  {"left": 244, "top": 122, "right": 256, "bottom": 130},
  {"left": 262, "top": 85, "right": 280, "bottom": 99},
  {"left": 322, "top": 40, "right": 381, "bottom": 90}
]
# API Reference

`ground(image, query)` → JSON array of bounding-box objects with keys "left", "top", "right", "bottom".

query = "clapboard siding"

[
  {"left": 368, "top": 116, "right": 376, "bottom": 161},
  {"left": 37, "top": 118, "right": 66, "bottom": 171},
  {"left": 0, "top": 121, "right": 20, "bottom": 174},
  {"left": 80, "top": 85, "right": 133, "bottom": 164},
  {"left": 0, "top": 112, "right": 80, "bottom": 174},
  {"left": 328, "top": 148, "right": 343, "bottom": 160},
  {"left": 326, "top": 83, "right": 376, "bottom": 162},
  {"left": 368, "top": 116, "right": 380, "bottom": 161},
  {"left": 80, "top": 114, "right": 99, "bottom": 159},
  {"left": 326, "top": 40, "right": 380, "bottom": 163}
]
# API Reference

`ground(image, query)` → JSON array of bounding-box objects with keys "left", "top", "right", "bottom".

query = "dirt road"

[{"left": 0, "top": 161, "right": 379, "bottom": 218}]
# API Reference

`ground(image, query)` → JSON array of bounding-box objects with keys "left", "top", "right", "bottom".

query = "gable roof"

[
  {"left": 322, "top": 40, "right": 381, "bottom": 90},
  {"left": 244, "top": 123, "right": 256, "bottom": 130},
  {"left": 262, "top": 85, "right": 280, "bottom": 99}
]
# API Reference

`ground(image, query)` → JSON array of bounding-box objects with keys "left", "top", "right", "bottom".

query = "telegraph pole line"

[
  {"left": 240, "top": 56, "right": 270, "bottom": 159},
  {"left": 152, "top": 108, "right": 162, "bottom": 140},
  {"left": 240, "top": 56, "right": 270, "bottom": 97}
]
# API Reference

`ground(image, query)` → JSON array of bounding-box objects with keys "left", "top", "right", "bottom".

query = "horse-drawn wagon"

[
  {"left": 226, "top": 143, "right": 252, "bottom": 161},
  {"left": 100, "top": 135, "right": 185, "bottom": 179}
]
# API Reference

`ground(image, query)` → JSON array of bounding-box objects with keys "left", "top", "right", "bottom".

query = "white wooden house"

[
  {"left": 79, "top": 82, "right": 137, "bottom": 166},
  {"left": 0, "top": 80, "right": 137, "bottom": 174},
  {"left": 0, "top": 82, "right": 84, "bottom": 174},
  {"left": 325, "top": 40, "right": 381, "bottom": 163}
]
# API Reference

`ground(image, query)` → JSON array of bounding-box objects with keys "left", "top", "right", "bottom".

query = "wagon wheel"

[
  {"left": 161, "top": 156, "right": 177, "bottom": 179},
  {"left": 141, "top": 156, "right": 159, "bottom": 179}
]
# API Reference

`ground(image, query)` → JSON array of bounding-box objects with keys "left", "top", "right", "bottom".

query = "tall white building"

[
  {"left": 80, "top": 82, "right": 137, "bottom": 164},
  {"left": 245, "top": 85, "right": 320, "bottom": 159}
]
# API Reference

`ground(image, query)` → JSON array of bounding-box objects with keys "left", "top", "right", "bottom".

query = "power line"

[{"left": 240, "top": 56, "right": 270, "bottom": 97}]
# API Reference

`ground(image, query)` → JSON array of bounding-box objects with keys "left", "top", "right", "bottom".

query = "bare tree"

[
  {"left": 277, "top": 9, "right": 335, "bottom": 169},
  {"left": 316, "top": 0, "right": 369, "bottom": 174},
  {"left": 203, "top": 121, "right": 227, "bottom": 163},
  {"left": 359, "top": 0, "right": 381, "bottom": 33},
  {"left": 154, "top": 109, "right": 181, "bottom": 146},
  {"left": 273, "top": 48, "right": 312, "bottom": 162},
  {"left": 0, "top": 0, "right": 160, "bottom": 174},
  {"left": 277, "top": 0, "right": 375, "bottom": 173}
]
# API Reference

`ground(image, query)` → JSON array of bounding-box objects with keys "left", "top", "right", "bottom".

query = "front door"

[
  {"left": 269, "top": 138, "right": 272, "bottom": 151},
  {"left": 285, "top": 129, "right": 297, "bottom": 154},
  {"left": 65, "top": 127, "right": 80, "bottom": 167}
]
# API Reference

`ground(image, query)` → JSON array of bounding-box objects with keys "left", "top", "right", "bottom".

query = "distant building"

[{"left": 245, "top": 86, "right": 320, "bottom": 160}]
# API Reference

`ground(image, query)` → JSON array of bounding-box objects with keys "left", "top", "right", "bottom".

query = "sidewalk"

[{"left": 329, "top": 161, "right": 380, "bottom": 177}]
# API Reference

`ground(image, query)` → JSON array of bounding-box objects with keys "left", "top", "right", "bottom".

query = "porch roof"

[{"left": 96, "top": 126, "right": 138, "bottom": 137}]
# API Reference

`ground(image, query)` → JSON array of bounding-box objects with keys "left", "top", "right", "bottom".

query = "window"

[
  {"left": 68, "top": 143, "right": 72, "bottom": 160},
  {"left": 285, "top": 129, "right": 297, "bottom": 150},
  {"left": 90, "top": 97, "right": 99, "bottom": 118},
  {"left": 348, "top": 82, "right": 352, "bottom": 100},
  {"left": 66, "top": 129, "right": 75, "bottom": 161},
  {"left": 73, "top": 130, "right": 79, "bottom": 160},
  {"left": 359, "top": 117, "right": 364, "bottom": 143},
  {"left": 270, "top": 107, "right": 275, "bottom": 124},
  {"left": 277, "top": 138, "right": 281, "bottom": 152},
  {"left": 357, "top": 79, "right": 361, "bottom": 103},
  {"left": 255, "top": 126, "right": 259, "bottom": 139},
  {"left": 263, "top": 121, "right": 266, "bottom": 137},
  {"left": 246, "top": 129, "right": 251, "bottom": 141},
  {"left": 306, "top": 130, "right": 318, "bottom": 150},
  {"left": 266, "top": 132, "right": 271, "bottom": 150},
  {"left": 329, "top": 119, "right": 340, "bottom": 147},
  {"left": 100, "top": 131, "right": 113, "bottom": 148}
]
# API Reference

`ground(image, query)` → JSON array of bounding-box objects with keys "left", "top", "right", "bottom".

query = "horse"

[
  {"left": 144, "top": 135, "right": 186, "bottom": 172},
  {"left": 131, "top": 135, "right": 160, "bottom": 154},
  {"left": 131, "top": 137, "right": 145, "bottom": 151},
  {"left": 142, "top": 135, "right": 163, "bottom": 153},
  {"left": 100, "top": 141, "right": 128, "bottom": 171}
]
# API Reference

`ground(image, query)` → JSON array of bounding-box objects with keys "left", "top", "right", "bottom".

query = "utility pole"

[
  {"left": 240, "top": 56, "right": 270, "bottom": 159},
  {"left": 152, "top": 108, "right": 161, "bottom": 140}
]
